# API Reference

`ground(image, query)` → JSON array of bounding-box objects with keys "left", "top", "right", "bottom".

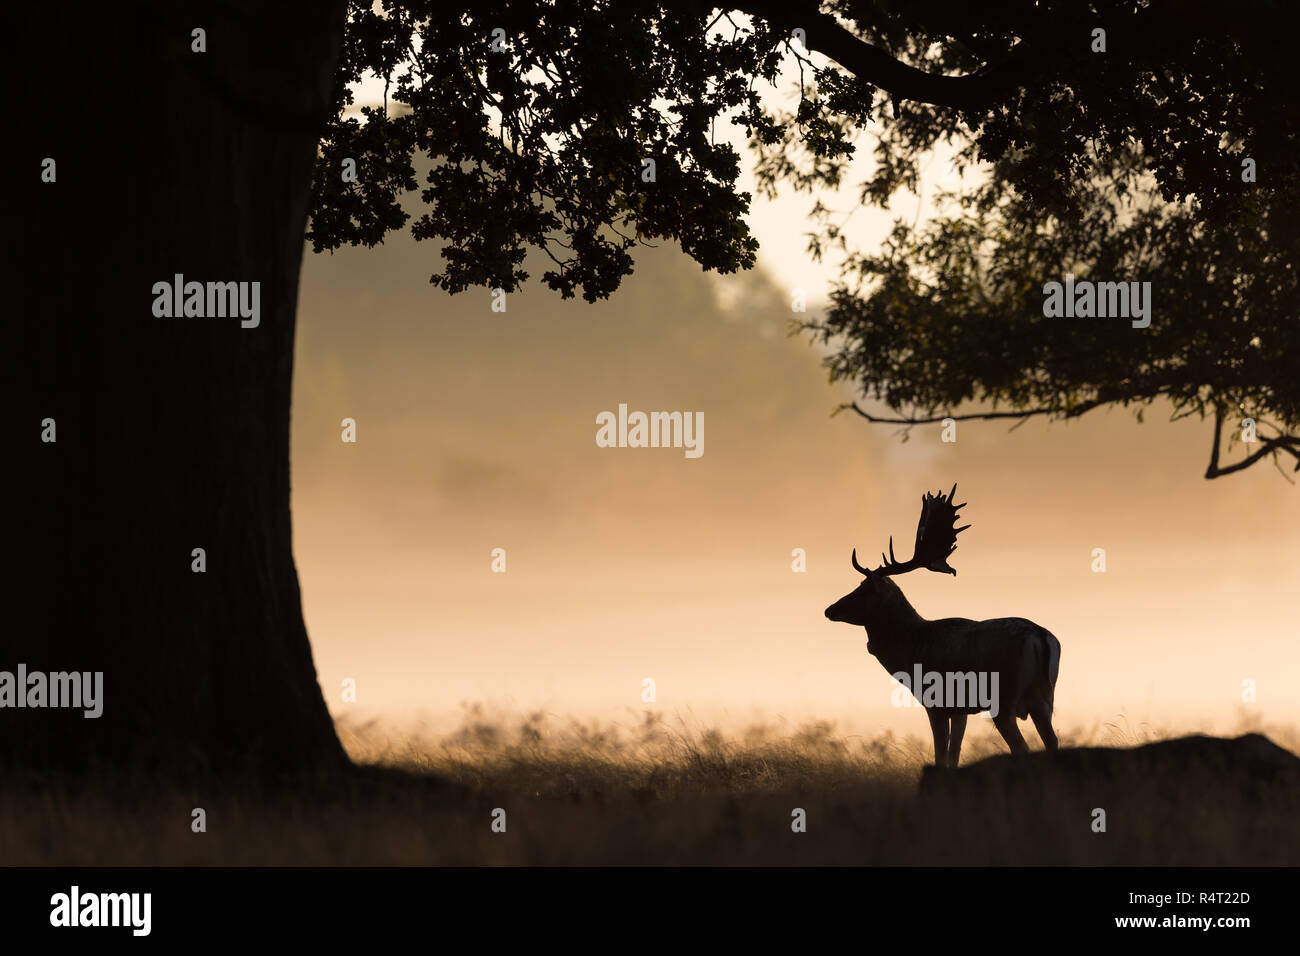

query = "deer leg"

[
  {"left": 947, "top": 713, "right": 968, "bottom": 766},
  {"left": 926, "top": 709, "right": 950, "bottom": 768},
  {"left": 1029, "top": 699, "right": 1058, "bottom": 751},
  {"left": 992, "top": 712, "right": 1029, "bottom": 756}
]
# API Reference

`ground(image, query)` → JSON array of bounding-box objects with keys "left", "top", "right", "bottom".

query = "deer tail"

[{"left": 1040, "top": 629, "right": 1061, "bottom": 712}]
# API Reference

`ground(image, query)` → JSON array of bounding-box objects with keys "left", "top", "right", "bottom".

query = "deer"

[{"left": 824, "top": 485, "right": 1060, "bottom": 768}]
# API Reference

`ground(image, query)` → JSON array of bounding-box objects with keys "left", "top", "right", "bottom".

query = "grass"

[{"left": 2, "top": 707, "right": 1297, "bottom": 865}]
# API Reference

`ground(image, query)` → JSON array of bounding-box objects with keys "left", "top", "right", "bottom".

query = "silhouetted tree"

[
  {"left": 13, "top": 2, "right": 351, "bottom": 777},
  {"left": 762, "top": 2, "right": 1300, "bottom": 479},
  {"left": 313, "top": 0, "right": 1300, "bottom": 478},
  {"left": 10, "top": 0, "right": 1292, "bottom": 779}
]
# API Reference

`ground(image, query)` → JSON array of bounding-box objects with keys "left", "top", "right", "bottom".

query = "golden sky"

[{"left": 291, "top": 212, "right": 1300, "bottom": 741}]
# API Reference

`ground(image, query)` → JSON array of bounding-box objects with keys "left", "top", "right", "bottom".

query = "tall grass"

[{"left": 1, "top": 707, "right": 1295, "bottom": 865}]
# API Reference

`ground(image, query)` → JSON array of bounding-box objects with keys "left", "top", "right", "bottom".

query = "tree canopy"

[{"left": 309, "top": 1, "right": 1300, "bottom": 478}]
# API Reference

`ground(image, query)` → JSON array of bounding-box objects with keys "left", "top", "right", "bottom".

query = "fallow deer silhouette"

[{"left": 825, "top": 486, "right": 1060, "bottom": 767}]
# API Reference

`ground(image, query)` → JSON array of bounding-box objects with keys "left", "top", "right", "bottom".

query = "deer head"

[{"left": 824, "top": 484, "right": 969, "bottom": 626}]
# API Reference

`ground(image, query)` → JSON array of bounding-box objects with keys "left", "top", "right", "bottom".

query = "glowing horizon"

[{"left": 291, "top": 224, "right": 1300, "bottom": 743}]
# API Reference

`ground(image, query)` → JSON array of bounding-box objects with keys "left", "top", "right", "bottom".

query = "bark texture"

[{"left": 7, "top": 2, "right": 350, "bottom": 777}]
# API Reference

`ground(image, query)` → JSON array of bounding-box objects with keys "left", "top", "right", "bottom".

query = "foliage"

[
  {"left": 309, "top": 0, "right": 791, "bottom": 300},
  {"left": 310, "top": 1, "right": 1300, "bottom": 474}
]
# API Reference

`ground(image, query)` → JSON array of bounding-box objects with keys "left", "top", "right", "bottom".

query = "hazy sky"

[
  {"left": 292, "top": 221, "right": 1300, "bottom": 743},
  {"left": 293, "top": 57, "right": 1300, "bottom": 744}
]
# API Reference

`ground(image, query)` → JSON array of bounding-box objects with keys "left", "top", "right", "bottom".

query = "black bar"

[{"left": 1, "top": 866, "right": 1285, "bottom": 942}]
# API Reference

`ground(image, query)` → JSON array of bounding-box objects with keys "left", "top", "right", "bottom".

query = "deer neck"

[{"left": 862, "top": 585, "right": 926, "bottom": 659}]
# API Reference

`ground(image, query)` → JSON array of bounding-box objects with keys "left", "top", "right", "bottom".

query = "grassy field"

[{"left": 3, "top": 708, "right": 1297, "bottom": 865}]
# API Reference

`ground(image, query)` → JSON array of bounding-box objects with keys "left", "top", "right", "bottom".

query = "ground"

[{"left": 4, "top": 710, "right": 1297, "bottom": 865}]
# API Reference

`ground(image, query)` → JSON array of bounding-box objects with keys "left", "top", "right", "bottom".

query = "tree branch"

[
  {"left": 1204, "top": 405, "right": 1300, "bottom": 479},
  {"left": 849, "top": 399, "right": 1300, "bottom": 480},
  {"left": 712, "top": 0, "right": 1034, "bottom": 112},
  {"left": 841, "top": 400, "right": 1104, "bottom": 426}
]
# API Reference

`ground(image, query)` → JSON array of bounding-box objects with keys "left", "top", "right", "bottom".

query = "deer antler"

[{"left": 868, "top": 484, "right": 970, "bottom": 577}]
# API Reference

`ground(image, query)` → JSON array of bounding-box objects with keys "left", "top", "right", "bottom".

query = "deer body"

[{"left": 824, "top": 486, "right": 1061, "bottom": 767}]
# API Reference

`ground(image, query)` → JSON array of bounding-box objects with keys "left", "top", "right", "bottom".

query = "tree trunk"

[{"left": 6, "top": 2, "right": 349, "bottom": 777}]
